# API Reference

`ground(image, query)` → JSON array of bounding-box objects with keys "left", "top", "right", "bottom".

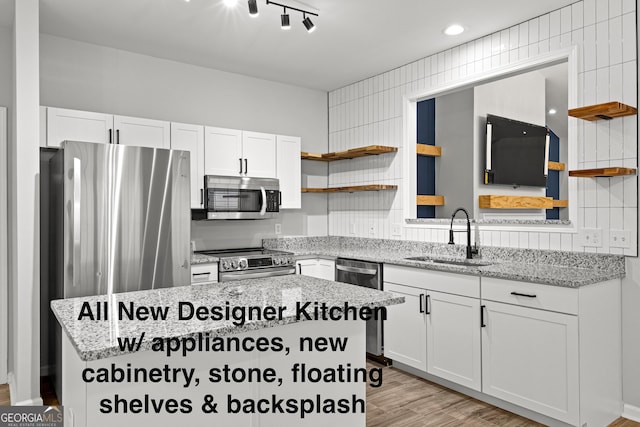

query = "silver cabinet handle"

[
  {"left": 72, "top": 157, "right": 82, "bottom": 290},
  {"left": 259, "top": 186, "right": 267, "bottom": 216},
  {"left": 335, "top": 264, "right": 378, "bottom": 275}
]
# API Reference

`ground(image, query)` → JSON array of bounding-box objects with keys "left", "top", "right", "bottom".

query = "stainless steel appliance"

[
  {"left": 203, "top": 175, "right": 280, "bottom": 220},
  {"left": 197, "top": 248, "right": 295, "bottom": 282},
  {"left": 42, "top": 140, "right": 191, "bottom": 399},
  {"left": 335, "top": 258, "right": 384, "bottom": 357}
]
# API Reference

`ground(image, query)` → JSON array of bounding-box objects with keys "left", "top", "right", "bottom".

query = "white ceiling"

[{"left": 3, "top": 0, "right": 578, "bottom": 91}]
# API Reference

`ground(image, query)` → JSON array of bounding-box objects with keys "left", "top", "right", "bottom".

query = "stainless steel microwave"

[{"left": 203, "top": 175, "right": 280, "bottom": 219}]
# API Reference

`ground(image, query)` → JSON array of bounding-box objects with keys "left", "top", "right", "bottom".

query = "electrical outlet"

[
  {"left": 275, "top": 223, "right": 282, "bottom": 235},
  {"left": 392, "top": 224, "right": 402, "bottom": 237},
  {"left": 610, "top": 229, "right": 631, "bottom": 248},
  {"left": 350, "top": 223, "right": 356, "bottom": 235},
  {"left": 369, "top": 224, "right": 376, "bottom": 236},
  {"left": 581, "top": 228, "right": 603, "bottom": 247}
]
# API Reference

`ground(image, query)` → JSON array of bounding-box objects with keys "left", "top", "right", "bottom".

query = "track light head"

[
  {"left": 248, "top": 0, "right": 258, "bottom": 17},
  {"left": 281, "top": 11, "right": 291, "bottom": 30},
  {"left": 302, "top": 14, "right": 315, "bottom": 33}
]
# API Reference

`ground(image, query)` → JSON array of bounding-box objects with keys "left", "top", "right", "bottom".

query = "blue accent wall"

[
  {"left": 546, "top": 129, "right": 560, "bottom": 220},
  {"left": 417, "top": 98, "right": 436, "bottom": 218}
]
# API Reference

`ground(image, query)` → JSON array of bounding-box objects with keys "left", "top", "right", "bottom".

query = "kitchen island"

[{"left": 51, "top": 275, "right": 403, "bottom": 427}]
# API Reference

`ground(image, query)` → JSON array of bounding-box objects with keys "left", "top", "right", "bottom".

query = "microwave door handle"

[
  {"left": 260, "top": 186, "right": 267, "bottom": 216},
  {"left": 72, "top": 157, "right": 82, "bottom": 290}
]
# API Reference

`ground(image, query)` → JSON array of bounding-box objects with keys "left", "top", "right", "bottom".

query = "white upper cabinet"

[
  {"left": 276, "top": 135, "right": 301, "bottom": 209},
  {"left": 46, "top": 107, "right": 171, "bottom": 150},
  {"left": 242, "top": 131, "right": 276, "bottom": 179},
  {"left": 113, "top": 115, "right": 170, "bottom": 149},
  {"left": 171, "top": 122, "right": 205, "bottom": 209},
  {"left": 203, "top": 126, "right": 243, "bottom": 176},
  {"left": 46, "top": 107, "right": 113, "bottom": 147}
]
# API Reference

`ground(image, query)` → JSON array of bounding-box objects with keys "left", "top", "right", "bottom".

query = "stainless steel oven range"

[{"left": 196, "top": 248, "right": 295, "bottom": 282}]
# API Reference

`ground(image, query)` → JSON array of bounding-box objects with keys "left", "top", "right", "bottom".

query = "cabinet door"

[
  {"left": 315, "top": 259, "right": 335, "bottom": 281},
  {"left": 47, "top": 107, "right": 113, "bottom": 147},
  {"left": 171, "top": 122, "right": 205, "bottom": 209},
  {"left": 383, "top": 282, "right": 427, "bottom": 371},
  {"left": 204, "top": 126, "right": 243, "bottom": 176},
  {"left": 481, "top": 300, "right": 579, "bottom": 425},
  {"left": 242, "top": 131, "right": 276, "bottom": 178},
  {"left": 276, "top": 135, "right": 301, "bottom": 209},
  {"left": 113, "top": 115, "right": 170, "bottom": 149},
  {"left": 296, "top": 259, "right": 317, "bottom": 277},
  {"left": 426, "top": 290, "right": 481, "bottom": 391}
]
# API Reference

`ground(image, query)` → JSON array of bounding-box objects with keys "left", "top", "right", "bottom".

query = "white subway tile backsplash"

[
  {"left": 596, "top": 0, "right": 610, "bottom": 22},
  {"left": 610, "top": 0, "right": 622, "bottom": 17},
  {"left": 326, "top": 0, "right": 637, "bottom": 256}
]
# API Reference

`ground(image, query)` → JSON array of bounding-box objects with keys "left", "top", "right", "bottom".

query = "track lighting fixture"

[
  {"left": 264, "top": 0, "right": 318, "bottom": 33},
  {"left": 248, "top": 0, "right": 258, "bottom": 17},
  {"left": 302, "top": 13, "right": 315, "bottom": 33},
  {"left": 281, "top": 9, "right": 291, "bottom": 30}
]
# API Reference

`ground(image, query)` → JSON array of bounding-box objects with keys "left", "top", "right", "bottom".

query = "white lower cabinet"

[
  {"left": 427, "top": 290, "right": 481, "bottom": 391},
  {"left": 296, "top": 258, "right": 335, "bottom": 281},
  {"left": 383, "top": 282, "right": 427, "bottom": 371},
  {"left": 481, "top": 299, "right": 578, "bottom": 425},
  {"left": 384, "top": 266, "right": 621, "bottom": 427}
]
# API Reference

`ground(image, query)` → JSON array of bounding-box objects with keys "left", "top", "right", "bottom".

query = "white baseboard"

[
  {"left": 7, "top": 371, "right": 44, "bottom": 406},
  {"left": 623, "top": 403, "right": 640, "bottom": 423}
]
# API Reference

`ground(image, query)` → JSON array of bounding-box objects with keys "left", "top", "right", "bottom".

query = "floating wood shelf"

[
  {"left": 479, "top": 195, "right": 554, "bottom": 209},
  {"left": 301, "top": 184, "right": 398, "bottom": 193},
  {"left": 301, "top": 145, "right": 398, "bottom": 162},
  {"left": 548, "top": 161, "right": 566, "bottom": 171},
  {"left": 416, "top": 195, "right": 445, "bottom": 206},
  {"left": 416, "top": 144, "right": 442, "bottom": 157},
  {"left": 568, "top": 102, "right": 637, "bottom": 121},
  {"left": 568, "top": 167, "right": 637, "bottom": 178},
  {"left": 552, "top": 199, "right": 569, "bottom": 208}
]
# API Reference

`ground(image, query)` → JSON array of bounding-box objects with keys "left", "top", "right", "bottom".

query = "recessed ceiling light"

[
  {"left": 548, "top": 108, "right": 557, "bottom": 115},
  {"left": 444, "top": 24, "right": 464, "bottom": 36},
  {"left": 224, "top": 0, "right": 238, "bottom": 7}
]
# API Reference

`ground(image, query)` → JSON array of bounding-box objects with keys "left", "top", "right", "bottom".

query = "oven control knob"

[
  {"left": 231, "top": 260, "right": 238, "bottom": 269},
  {"left": 287, "top": 257, "right": 293, "bottom": 265},
  {"left": 274, "top": 257, "right": 281, "bottom": 265},
  {"left": 238, "top": 259, "right": 248, "bottom": 270},
  {"left": 222, "top": 260, "right": 230, "bottom": 270}
]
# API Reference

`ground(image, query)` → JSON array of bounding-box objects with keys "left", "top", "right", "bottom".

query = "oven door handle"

[
  {"left": 335, "top": 264, "right": 378, "bottom": 275},
  {"left": 220, "top": 267, "right": 295, "bottom": 281},
  {"left": 259, "top": 186, "right": 267, "bottom": 216}
]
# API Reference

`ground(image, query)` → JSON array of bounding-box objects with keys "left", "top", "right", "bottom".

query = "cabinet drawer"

[
  {"left": 481, "top": 277, "right": 577, "bottom": 315},
  {"left": 191, "top": 263, "right": 218, "bottom": 284},
  {"left": 384, "top": 265, "right": 479, "bottom": 298}
]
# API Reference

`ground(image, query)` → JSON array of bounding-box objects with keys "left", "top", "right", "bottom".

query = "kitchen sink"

[{"left": 404, "top": 256, "right": 492, "bottom": 268}]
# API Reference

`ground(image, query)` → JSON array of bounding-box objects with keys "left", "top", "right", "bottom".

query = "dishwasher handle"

[{"left": 335, "top": 264, "right": 378, "bottom": 275}]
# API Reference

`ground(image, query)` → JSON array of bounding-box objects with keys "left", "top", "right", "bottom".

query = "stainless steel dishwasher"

[{"left": 335, "top": 257, "right": 384, "bottom": 359}]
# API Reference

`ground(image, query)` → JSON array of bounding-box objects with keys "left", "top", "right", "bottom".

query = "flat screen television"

[{"left": 484, "top": 114, "right": 549, "bottom": 188}]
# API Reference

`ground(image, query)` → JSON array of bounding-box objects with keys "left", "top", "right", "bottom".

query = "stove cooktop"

[{"left": 197, "top": 247, "right": 292, "bottom": 258}]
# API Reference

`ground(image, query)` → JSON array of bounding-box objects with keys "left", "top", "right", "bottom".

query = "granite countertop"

[
  {"left": 293, "top": 248, "right": 623, "bottom": 287},
  {"left": 51, "top": 275, "right": 404, "bottom": 362},
  {"left": 191, "top": 253, "right": 219, "bottom": 264},
  {"left": 265, "top": 237, "right": 624, "bottom": 288}
]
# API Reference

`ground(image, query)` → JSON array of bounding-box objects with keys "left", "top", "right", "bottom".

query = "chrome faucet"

[{"left": 448, "top": 207, "right": 478, "bottom": 259}]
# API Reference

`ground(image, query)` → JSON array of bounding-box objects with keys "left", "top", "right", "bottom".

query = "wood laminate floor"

[
  {"left": 366, "top": 361, "right": 640, "bottom": 427},
  {"left": 1, "top": 371, "right": 638, "bottom": 427}
]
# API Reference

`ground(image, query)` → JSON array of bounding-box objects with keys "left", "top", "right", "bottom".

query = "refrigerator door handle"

[
  {"left": 72, "top": 157, "right": 82, "bottom": 289},
  {"left": 259, "top": 186, "right": 267, "bottom": 216}
]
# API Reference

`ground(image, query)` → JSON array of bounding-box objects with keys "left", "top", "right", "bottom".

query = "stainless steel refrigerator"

[{"left": 41, "top": 140, "right": 191, "bottom": 399}]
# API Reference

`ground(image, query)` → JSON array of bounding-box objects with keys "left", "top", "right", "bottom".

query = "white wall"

[
  {"left": 0, "top": 23, "right": 12, "bottom": 385},
  {"left": 328, "top": 0, "right": 640, "bottom": 409},
  {"left": 8, "top": 0, "right": 41, "bottom": 405},
  {"left": 39, "top": 34, "right": 329, "bottom": 249}
]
